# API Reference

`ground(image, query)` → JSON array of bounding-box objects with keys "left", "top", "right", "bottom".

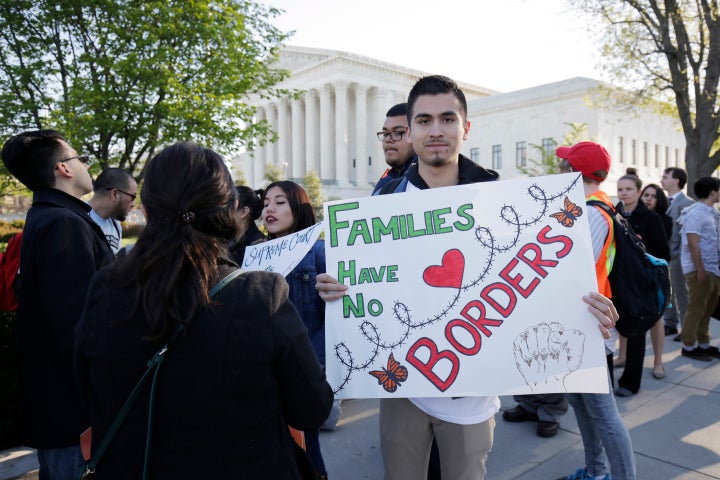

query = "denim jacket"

[{"left": 286, "top": 239, "right": 326, "bottom": 365}]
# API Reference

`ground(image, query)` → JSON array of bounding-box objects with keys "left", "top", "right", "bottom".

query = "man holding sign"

[{"left": 317, "top": 75, "right": 619, "bottom": 480}]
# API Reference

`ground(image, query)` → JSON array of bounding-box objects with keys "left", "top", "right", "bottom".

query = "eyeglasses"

[
  {"left": 107, "top": 187, "right": 137, "bottom": 201},
  {"left": 59, "top": 154, "right": 91, "bottom": 165},
  {"left": 376, "top": 131, "right": 405, "bottom": 142}
]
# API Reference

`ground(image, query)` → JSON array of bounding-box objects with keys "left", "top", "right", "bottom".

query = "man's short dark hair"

[
  {"left": 93, "top": 167, "right": 134, "bottom": 193},
  {"left": 693, "top": 176, "right": 720, "bottom": 199},
  {"left": 385, "top": 103, "right": 408, "bottom": 118},
  {"left": 664, "top": 167, "right": 688, "bottom": 189},
  {"left": 1, "top": 130, "right": 65, "bottom": 191},
  {"left": 407, "top": 75, "right": 467, "bottom": 124}
]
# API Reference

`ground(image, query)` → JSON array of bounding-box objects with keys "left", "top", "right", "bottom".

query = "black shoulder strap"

[{"left": 586, "top": 199, "right": 615, "bottom": 218}]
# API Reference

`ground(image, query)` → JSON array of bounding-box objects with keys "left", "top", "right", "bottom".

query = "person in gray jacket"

[{"left": 660, "top": 167, "right": 695, "bottom": 339}]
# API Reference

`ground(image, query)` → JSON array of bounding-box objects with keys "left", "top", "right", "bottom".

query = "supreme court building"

[{"left": 236, "top": 46, "right": 686, "bottom": 199}]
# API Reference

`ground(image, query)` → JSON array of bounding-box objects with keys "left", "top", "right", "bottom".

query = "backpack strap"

[{"left": 586, "top": 199, "right": 616, "bottom": 217}]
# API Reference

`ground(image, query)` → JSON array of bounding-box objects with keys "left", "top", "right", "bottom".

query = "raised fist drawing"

[{"left": 513, "top": 322, "right": 585, "bottom": 392}]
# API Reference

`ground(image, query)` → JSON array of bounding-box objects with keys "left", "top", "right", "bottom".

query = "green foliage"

[
  {"left": 519, "top": 123, "right": 590, "bottom": 177},
  {"left": 302, "top": 169, "right": 324, "bottom": 221},
  {"left": 0, "top": 0, "right": 293, "bottom": 183},
  {"left": 0, "top": 220, "right": 23, "bottom": 243},
  {"left": 568, "top": 0, "right": 720, "bottom": 188},
  {"left": 263, "top": 163, "right": 286, "bottom": 184}
]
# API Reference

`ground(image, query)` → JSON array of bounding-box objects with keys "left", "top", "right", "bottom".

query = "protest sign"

[
  {"left": 324, "top": 173, "right": 609, "bottom": 399},
  {"left": 241, "top": 223, "right": 322, "bottom": 276}
]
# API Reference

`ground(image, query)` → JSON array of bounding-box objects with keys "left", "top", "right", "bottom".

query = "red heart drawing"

[{"left": 422, "top": 249, "right": 465, "bottom": 289}]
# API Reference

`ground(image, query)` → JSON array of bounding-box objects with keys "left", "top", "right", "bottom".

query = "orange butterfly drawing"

[
  {"left": 550, "top": 196, "right": 583, "bottom": 228},
  {"left": 369, "top": 353, "right": 409, "bottom": 393}
]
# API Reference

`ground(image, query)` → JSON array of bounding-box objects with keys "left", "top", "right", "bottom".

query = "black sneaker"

[
  {"left": 502, "top": 405, "right": 538, "bottom": 422},
  {"left": 700, "top": 346, "right": 720, "bottom": 359},
  {"left": 681, "top": 347, "right": 713, "bottom": 362}
]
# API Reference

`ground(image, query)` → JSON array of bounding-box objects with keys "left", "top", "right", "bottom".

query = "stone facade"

[{"left": 236, "top": 46, "right": 685, "bottom": 199}]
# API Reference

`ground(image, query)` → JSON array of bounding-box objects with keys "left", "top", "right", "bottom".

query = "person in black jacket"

[
  {"left": 614, "top": 169, "right": 670, "bottom": 396},
  {"left": 1, "top": 130, "right": 114, "bottom": 480},
  {"left": 75, "top": 142, "right": 332, "bottom": 479},
  {"left": 229, "top": 184, "right": 266, "bottom": 266}
]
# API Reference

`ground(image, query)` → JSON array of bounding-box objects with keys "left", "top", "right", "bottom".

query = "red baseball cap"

[{"left": 556, "top": 142, "right": 611, "bottom": 182}]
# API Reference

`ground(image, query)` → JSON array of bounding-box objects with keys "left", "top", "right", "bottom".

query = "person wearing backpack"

[
  {"left": 677, "top": 176, "right": 720, "bottom": 361},
  {"left": 555, "top": 142, "right": 636, "bottom": 480},
  {"left": 0, "top": 231, "right": 22, "bottom": 312},
  {"left": 613, "top": 169, "right": 670, "bottom": 396}
]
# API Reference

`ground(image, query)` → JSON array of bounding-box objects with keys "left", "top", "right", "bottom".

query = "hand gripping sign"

[{"left": 323, "top": 174, "right": 609, "bottom": 399}]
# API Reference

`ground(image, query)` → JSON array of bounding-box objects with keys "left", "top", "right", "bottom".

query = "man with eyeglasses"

[
  {"left": 1, "top": 130, "right": 113, "bottom": 480},
  {"left": 372, "top": 103, "right": 417, "bottom": 195},
  {"left": 88, "top": 168, "right": 137, "bottom": 254}
]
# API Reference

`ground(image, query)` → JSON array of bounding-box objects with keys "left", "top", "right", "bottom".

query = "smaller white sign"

[{"left": 240, "top": 223, "right": 322, "bottom": 277}]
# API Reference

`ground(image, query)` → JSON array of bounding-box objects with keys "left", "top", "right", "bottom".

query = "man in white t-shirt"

[
  {"left": 88, "top": 168, "right": 137, "bottom": 254},
  {"left": 316, "top": 76, "right": 619, "bottom": 480}
]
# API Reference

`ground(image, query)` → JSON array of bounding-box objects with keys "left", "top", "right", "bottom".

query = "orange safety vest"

[{"left": 586, "top": 191, "right": 615, "bottom": 298}]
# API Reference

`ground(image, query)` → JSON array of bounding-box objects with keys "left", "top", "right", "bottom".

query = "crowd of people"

[{"left": 2, "top": 73, "right": 719, "bottom": 480}]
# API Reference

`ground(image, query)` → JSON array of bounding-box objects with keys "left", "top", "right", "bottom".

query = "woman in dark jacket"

[
  {"left": 75, "top": 142, "right": 332, "bottom": 479},
  {"left": 229, "top": 185, "right": 266, "bottom": 266},
  {"left": 614, "top": 169, "right": 670, "bottom": 396}
]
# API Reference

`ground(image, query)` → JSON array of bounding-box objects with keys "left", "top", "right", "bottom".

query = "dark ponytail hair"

[
  {"left": 112, "top": 141, "right": 239, "bottom": 340},
  {"left": 263, "top": 180, "right": 315, "bottom": 239},
  {"left": 236, "top": 185, "right": 263, "bottom": 221}
]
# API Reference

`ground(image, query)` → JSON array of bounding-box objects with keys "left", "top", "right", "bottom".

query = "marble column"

[
  {"left": 251, "top": 105, "right": 266, "bottom": 186},
  {"left": 266, "top": 103, "right": 278, "bottom": 170},
  {"left": 354, "top": 84, "right": 369, "bottom": 187},
  {"left": 290, "top": 98, "right": 305, "bottom": 181},
  {"left": 334, "top": 81, "right": 350, "bottom": 185},
  {"left": 319, "top": 84, "right": 334, "bottom": 180},
  {"left": 305, "top": 90, "right": 319, "bottom": 176},
  {"left": 276, "top": 99, "right": 289, "bottom": 172}
]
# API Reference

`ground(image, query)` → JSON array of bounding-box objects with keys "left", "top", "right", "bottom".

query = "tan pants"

[
  {"left": 379, "top": 398, "right": 495, "bottom": 480},
  {"left": 681, "top": 271, "right": 720, "bottom": 346}
]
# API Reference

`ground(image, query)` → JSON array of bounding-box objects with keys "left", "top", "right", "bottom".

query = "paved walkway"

[{"left": 321, "top": 320, "right": 720, "bottom": 479}]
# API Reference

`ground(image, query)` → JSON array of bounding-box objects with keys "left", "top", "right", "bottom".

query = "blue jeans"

[
  {"left": 37, "top": 445, "right": 84, "bottom": 480},
  {"left": 567, "top": 370, "right": 636, "bottom": 479}
]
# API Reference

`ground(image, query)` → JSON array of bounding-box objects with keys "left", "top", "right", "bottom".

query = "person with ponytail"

[
  {"left": 75, "top": 142, "right": 332, "bottom": 479},
  {"left": 229, "top": 185, "right": 266, "bottom": 266}
]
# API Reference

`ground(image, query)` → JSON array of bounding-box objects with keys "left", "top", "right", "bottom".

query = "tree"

[
  {"left": 302, "top": 169, "right": 324, "bottom": 221},
  {"left": 519, "top": 123, "right": 590, "bottom": 176},
  {"left": 568, "top": 0, "right": 720, "bottom": 191},
  {"left": 263, "top": 163, "right": 285, "bottom": 184},
  {"left": 0, "top": 0, "right": 292, "bottom": 181}
]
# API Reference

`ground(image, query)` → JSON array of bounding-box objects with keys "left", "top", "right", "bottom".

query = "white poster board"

[
  {"left": 323, "top": 173, "right": 609, "bottom": 399},
  {"left": 241, "top": 223, "right": 322, "bottom": 276}
]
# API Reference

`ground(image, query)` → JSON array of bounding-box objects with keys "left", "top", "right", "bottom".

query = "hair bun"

[{"left": 626, "top": 167, "right": 637, "bottom": 175}]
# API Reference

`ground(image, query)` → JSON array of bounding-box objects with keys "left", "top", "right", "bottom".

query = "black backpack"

[{"left": 587, "top": 200, "right": 671, "bottom": 337}]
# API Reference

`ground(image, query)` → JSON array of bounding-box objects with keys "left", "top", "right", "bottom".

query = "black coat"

[
  {"left": 74, "top": 265, "right": 332, "bottom": 479},
  {"left": 16, "top": 188, "right": 113, "bottom": 448},
  {"left": 618, "top": 200, "right": 670, "bottom": 261}
]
